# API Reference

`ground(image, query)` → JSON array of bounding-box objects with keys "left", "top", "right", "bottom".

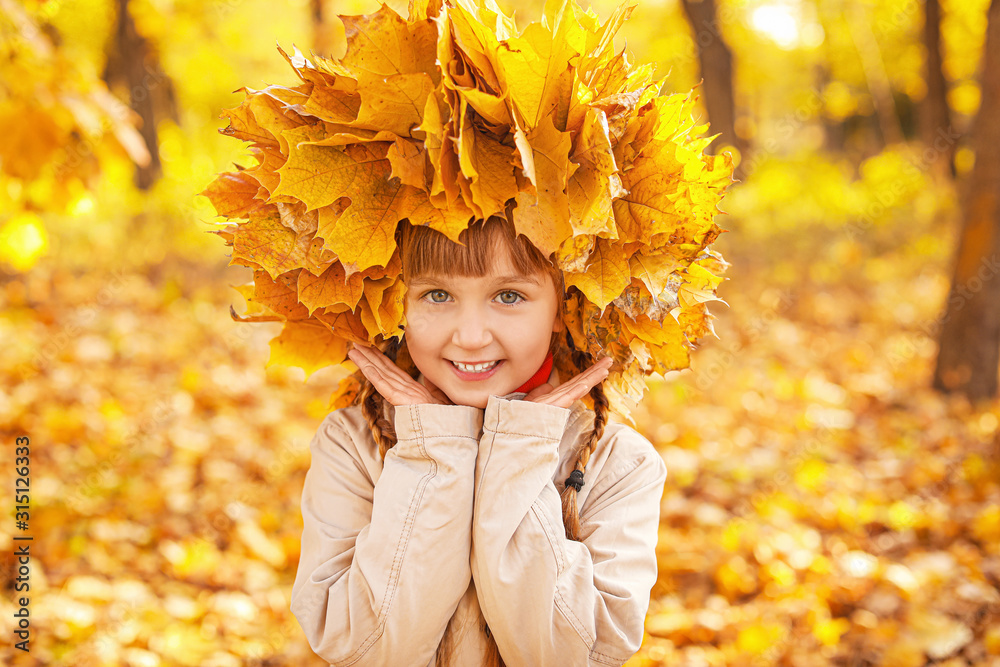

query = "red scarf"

[{"left": 514, "top": 350, "right": 554, "bottom": 394}]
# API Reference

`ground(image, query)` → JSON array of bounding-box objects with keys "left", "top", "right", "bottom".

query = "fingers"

[
  {"left": 592, "top": 355, "right": 614, "bottom": 375},
  {"left": 347, "top": 343, "right": 406, "bottom": 393},
  {"left": 526, "top": 355, "right": 613, "bottom": 408},
  {"left": 522, "top": 382, "right": 554, "bottom": 402},
  {"left": 571, "top": 355, "right": 613, "bottom": 389},
  {"left": 348, "top": 342, "right": 448, "bottom": 406}
]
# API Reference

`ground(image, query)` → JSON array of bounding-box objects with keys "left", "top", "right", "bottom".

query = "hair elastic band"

[{"left": 564, "top": 469, "right": 585, "bottom": 492}]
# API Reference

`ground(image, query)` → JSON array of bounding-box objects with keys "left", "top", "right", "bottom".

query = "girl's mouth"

[{"left": 449, "top": 359, "right": 504, "bottom": 380}]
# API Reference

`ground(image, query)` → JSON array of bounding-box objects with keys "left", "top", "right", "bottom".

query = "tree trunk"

[
  {"left": 104, "top": 0, "right": 162, "bottom": 190},
  {"left": 921, "top": 0, "right": 956, "bottom": 177},
  {"left": 932, "top": 0, "right": 1000, "bottom": 401},
  {"left": 846, "top": 2, "right": 904, "bottom": 147},
  {"left": 312, "top": 0, "right": 335, "bottom": 57},
  {"left": 680, "top": 0, "right": 747, "bottom": 177}
]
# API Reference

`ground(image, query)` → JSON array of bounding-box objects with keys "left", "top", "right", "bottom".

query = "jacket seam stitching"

[
  {"left": 578, "top": 453, "right": 644, "bottom": 524},
  {"left": 341, "top": 405, "right": 437, "bottom": 664},
  {"left": 482, "top": 428, "right": 561, "bottom": 441},
  {"left": 554, "top": 587, "right": 595, "bottom": 647},
  {"left": 529, "top": 498, "right": 565, "bottom": 576},
  {"left": 589, "top": 647, "right": 629, "bottom": 665}
]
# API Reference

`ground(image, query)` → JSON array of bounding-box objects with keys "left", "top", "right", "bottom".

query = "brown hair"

[{"left": 352, "top": 215, "right": 609, "bottom": 665}]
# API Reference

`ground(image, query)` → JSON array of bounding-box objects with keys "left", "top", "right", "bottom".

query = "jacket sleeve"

[
  {"left": 470, "top": 394, "right": 667, "bottom": 666},
  {"left": 290, "top": 403, "right": 483, "bottom": 666}
]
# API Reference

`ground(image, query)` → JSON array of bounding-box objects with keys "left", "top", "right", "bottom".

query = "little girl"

[{"left": 290, "top": 216, "right": 668, "bottom": 666}]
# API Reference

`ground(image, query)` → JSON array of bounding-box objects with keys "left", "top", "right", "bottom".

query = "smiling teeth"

[{"left": 453, "top": 360, "right": 498, "bottom": 372}]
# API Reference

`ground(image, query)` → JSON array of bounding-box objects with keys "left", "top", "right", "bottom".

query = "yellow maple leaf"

[
  {"left": 230, "top": 282, "right": 275, "bottom": 318},
  {"left": 324, "top": 170, "right": 473, "bottom": 272},
  {"left": 620, "top": 314, "right": 689, "bottom": 374},
  {"left": 297, "top": 262, "right": 367, "bottom": 315},
  {"left": 339, "top": 4, "right": 439, "bottom": 79},
  {"left": 568, "top": 107, "right": 622, "bottom": 236},
  {"left": 611, "top": 149, "right": 687, "bottom": 241},
  {"left": 272, "top": 128, "right": 382, "bottom": 211},
  {"left": 200, "top": 171, "right": 265, "bottom": 219},
  {"left": 300, "top": 69, "right": 362, "bottom": 124},
  {"left": 457, "top": 109, "right": 519, "bottom": 218},
  {"left": 387, "top": 137, "right": 429, "bottom": 191},
  {"left": 420, "top": 89, "right": 452, "bottom": 200},
  {"left": 319, "top": 307, "right": 371, "bottom": 344},
  {"left": 275, "top": 200, "right": 322, "bottom": 236},
  {"left": 219, "top": 91, "right": 283, "bottom": 149},
  {"left": 244, "top": 145, "right": 285, "bottom": 195},
  {"left": 563, "top": 237, "right": 631, "bottom": 311},
  {"left": 556, "top": 233, "right": 596, "bottom": 273},
  {"left": 251, "top": 269, "right": 311, "bottom": 320},
  {"left": 329, "top": 374, "right": 362, "bottom": 411},
  {"left": 233, "top": 206, "right": 329, "bottom": 280},
  {"left": 510, "top": 115, "right": 576, "bottom": 257},
  {"left": 629, "top": 249, "right": 684, "bottom": 299},
  {"left": 358, "top": 277, "right": 407, "bottom": 340},
  {"left": 267, "top": 320, "right": 350, "bottom": 381},
  {"left": 351, "top": 72, "right": 435, "bottom": 136},
  {"left": 248, "top": 88, "right": 312, "bottom": 155},
  {"left": 497, "top": 0, "right": 583, "bottom": 130}
]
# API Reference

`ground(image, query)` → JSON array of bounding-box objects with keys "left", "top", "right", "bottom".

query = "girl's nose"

[{"left": 451, "top": 310, "right": 494, "bottom": 349}]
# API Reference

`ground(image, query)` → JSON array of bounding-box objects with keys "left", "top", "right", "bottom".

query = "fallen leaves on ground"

[{"left": 1, "top": 222, "right": 999, "bottom": 665}]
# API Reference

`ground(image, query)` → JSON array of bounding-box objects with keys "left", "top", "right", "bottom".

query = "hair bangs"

[{"left": 398, "top": 215, "right": 562, "bottom": 291}]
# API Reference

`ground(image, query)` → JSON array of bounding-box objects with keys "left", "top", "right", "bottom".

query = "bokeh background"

[{"left": 2, "top": 0, "right": 1000, "bottom": 664}]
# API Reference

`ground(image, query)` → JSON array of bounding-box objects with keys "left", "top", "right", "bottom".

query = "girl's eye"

[
  {"left": 421, "top": 290, "right": 524, "bottom": 306},
  {"left": 426, "top": 290, "right": 449, "bottom": 303},
  {"left": 497, "top": 290, "right": 524, "bottom": 306}
]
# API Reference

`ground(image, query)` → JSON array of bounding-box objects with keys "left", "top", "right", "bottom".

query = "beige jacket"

[{"left": 290, "top": 382, "right": 667, "bottom": 667}]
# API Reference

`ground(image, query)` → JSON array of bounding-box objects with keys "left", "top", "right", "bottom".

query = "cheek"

[
  {"left": 403, "top": 300, "right": 436, "bottom": 340},
  {"left": 402, "top": 305, "right": 444, "bottom": 364}
]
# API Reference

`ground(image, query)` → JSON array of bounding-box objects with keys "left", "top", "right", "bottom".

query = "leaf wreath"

[{"left": 201, "top": 0, "right": 735, "bottom": 424}]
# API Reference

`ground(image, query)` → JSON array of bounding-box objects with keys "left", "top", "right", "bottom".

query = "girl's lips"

[{"left": 449, "top": 359, "right": 504, "bottom": 381}]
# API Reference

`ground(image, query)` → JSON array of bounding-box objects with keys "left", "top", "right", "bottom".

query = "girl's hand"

[
  {"left": 522, "top": 356, "right": 613, "bottom": 409},
  {"left": 347, "top": 342, "right": 453, "bottom": 407}
]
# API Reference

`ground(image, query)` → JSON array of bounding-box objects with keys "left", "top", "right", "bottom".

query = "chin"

[{"left": 445, "top": 391, "right": 490, "bottom": 410}]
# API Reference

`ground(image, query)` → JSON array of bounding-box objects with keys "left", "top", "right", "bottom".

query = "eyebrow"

[{"left": 408, "top": 274, "right": 542, "bottom": 288}]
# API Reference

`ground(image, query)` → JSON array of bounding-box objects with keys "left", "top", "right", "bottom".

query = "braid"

[
  {"left": 354, "top": 337, "right": 406, "bottom": 460},
  {"left": 560, "top": 330, "right": 609, "bottom": 542}
]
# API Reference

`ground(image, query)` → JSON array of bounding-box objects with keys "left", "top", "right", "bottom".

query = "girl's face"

[{"left": 403, "top": 251, "right": 564, "bottom": 409}]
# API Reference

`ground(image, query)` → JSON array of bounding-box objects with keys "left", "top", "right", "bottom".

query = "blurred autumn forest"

[{"left": 2, "top": 0, "right": 1000, "bottom": 664}]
